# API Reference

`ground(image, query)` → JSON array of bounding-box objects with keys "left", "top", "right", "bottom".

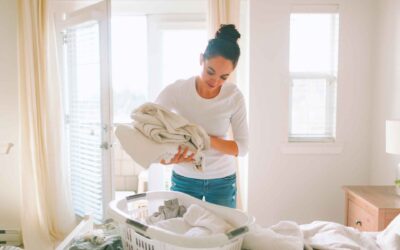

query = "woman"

[{"left": 156, "top": 24, "right": 248, "bottom": 208}]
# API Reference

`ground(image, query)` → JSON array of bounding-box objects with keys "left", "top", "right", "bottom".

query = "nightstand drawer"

[
  {"left": 343, "top": 186, "right": 400, "bottom": 232},
  {"left": 347, "top": 199, "right": 377, "bottom": 231}
]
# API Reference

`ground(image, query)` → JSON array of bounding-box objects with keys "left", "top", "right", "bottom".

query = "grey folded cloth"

[{"left": 146, "top": 198, "right": 187, "bottom": 224}]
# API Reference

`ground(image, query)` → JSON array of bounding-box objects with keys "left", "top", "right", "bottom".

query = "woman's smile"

[{"left": 206, "top": 81, "right": 217, "bottom": 88}]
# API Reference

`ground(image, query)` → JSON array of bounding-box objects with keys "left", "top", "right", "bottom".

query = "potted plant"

[{"left": 395, "top": 179, "right": 400, "bottom": 195}]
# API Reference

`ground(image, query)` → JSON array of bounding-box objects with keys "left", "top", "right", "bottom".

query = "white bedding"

[
  {"left": 242, "top": 214, "right": 400, "bottom": 250},
  {"left": 300, "top": 221, "right": 379, "bottom": 250}
]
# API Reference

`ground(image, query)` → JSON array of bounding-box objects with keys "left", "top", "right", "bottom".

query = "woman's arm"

[
  {"left": 210, "top": 136, "right": 239, "bottom": 156},
  {"left": 210, "top": 92, "right": 249, "bottom": 157},
  {"left": 230, "top": 93, "right": 249, "bottom": 157}
]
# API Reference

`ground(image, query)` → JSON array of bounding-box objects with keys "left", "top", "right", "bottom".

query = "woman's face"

[{"left": 199, "top": 55, "right": 234, "bottom": 90}]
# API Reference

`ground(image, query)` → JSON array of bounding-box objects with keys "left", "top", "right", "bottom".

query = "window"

[
  {"left": 112, "top": 15, "right": 207, "bottom": 124},
  {"left": 111, "top": 12, "right": 207, "bottom": 194},
  {"left": 289, "top": 7, "right": 339, "bottom": 142},
  {"left": 161, "top": 28, "right": 207, "bottom": 87},
  {"left": 111, "top": 16, "right": 148, "bottom": 124},
  {"left": 57, "top": 0, "right": 210, "bottom": 220}
]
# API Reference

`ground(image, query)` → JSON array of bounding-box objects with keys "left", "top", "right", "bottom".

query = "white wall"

[
  {"left": 248, "top": 0, "right": 376, "bottom": 226},
  {"left": 370, "top": 0, "right": 400, "bottom": 184},
  {"left": 0, "top": 0, "right": 20, "bottom": 229}
]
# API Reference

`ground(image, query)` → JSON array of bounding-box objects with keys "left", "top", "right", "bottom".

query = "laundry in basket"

[
  {"left": 145, "top": 199, "right": 234, "bottom": 237},
  {"left": 108, "top": 191, "right": 255, "bottom": 250}
]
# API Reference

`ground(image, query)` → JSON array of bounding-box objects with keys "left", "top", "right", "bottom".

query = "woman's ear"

[{"left": 200, "top": 53, "right": 204, "bottom": 65}]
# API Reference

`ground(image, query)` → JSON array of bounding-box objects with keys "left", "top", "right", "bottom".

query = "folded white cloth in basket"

[
  {"left": 185, "top": 226, "right": 212, "bottom": 237},
  {"left": 155, "top": 218, "right": 192, "bottom": 234},
  {"left": 183, "top": 204, "right": 233, "bottom": 234},
  {"left": 154, "top": 218, "right": 212, "bottom": 237}
]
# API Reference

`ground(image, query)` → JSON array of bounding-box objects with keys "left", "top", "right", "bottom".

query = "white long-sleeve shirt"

[{"left": 155, "top": 76, "right": 249, "bottom": 179}]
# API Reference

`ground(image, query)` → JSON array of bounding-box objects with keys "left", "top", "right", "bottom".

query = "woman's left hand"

[{"left": 208, "top": 135, "right": 239, "bottom": 156}]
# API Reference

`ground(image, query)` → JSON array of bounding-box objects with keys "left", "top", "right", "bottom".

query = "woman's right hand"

[{"left": 160, "top": 145, "right": 195, "bottom": 165}]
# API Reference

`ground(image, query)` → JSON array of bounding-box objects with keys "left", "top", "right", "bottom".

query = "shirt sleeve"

[
  {"left": 231, "top": 92, "right": 249, "bottom": 157},
  {"left": 155, "top": 82, "right": 176, "bottom": 111}
]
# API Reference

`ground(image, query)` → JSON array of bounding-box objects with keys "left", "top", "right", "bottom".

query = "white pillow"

[
  {"left": 115, "top": 125, "right": 178, "bottom": 169},
  {"left": 377, "top": 213, "right": 400, "bottom": 250}
]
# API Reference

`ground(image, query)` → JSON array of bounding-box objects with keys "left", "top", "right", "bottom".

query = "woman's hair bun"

[
  {"left": 215, "top": 24, "right": 241, "bottom": 44},
  {"left": 203, "top": 24, "right": 241, "bottom": 67}
]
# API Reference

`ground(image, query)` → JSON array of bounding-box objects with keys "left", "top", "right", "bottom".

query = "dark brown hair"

[{"left": 203, "top": 24, "right": 241, "bottom": 68}]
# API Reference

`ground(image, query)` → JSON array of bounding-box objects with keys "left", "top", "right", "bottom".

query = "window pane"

[
  {"left": 161, "top": 29, "right": 207, "bottom": 87},
  {"left": 289, "top": 12, "right": 339, "bottom": 141},
  {"left": 290, "top": 78, "right": 335, "bottom": 138},
  {"left": 290, "top": 14, "right": 339, "bottom": 73},
  {"left": 64, "top": 21, "right": 104, "bottom": 222},
  {"left": 112, "top": 16, "right": 148, "bottom": 123}
]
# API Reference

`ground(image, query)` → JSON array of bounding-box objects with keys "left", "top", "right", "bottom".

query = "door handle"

[{"left": 100, "top": 142, "right": 109, "bottom": 150}]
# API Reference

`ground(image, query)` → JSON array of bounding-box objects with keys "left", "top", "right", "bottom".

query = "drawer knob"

[{"left": 355, "top": 220, "right": 362, "bottom": 226}]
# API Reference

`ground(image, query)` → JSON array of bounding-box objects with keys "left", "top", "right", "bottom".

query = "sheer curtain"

[
  {"left": 17, "top": 0, "right": 76, "bottom": 248},
  {"left": 206, "top": 0, "right": 245, "bottom": 209},
  {"left": 207, "top": 0, "right": 240, "bottom": 39}
]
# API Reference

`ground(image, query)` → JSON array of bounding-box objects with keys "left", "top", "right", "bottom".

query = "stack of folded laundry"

[{"left": 115, "top": 102, "right": 210, "bottom": 171}]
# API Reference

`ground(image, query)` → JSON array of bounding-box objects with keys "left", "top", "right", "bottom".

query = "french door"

[{"left": 58, "top": 0, "right": 113, "bottom": 223}]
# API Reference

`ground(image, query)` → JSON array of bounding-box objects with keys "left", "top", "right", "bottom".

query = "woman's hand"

[
  {"left": 209, "top": 135, "right": 239, "bottom": 156},
  {"left": 160, "top": 145, "right": 195, "bottom": 165}
]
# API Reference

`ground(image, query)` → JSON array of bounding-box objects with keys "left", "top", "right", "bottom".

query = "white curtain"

[
  {"left": 17, "top": 0, "right": 76, "bottom": 249},
  {"left": 206, "top": 0, "right": 244, "bottom": 210},
  {"left": 207, "top": 0, "right": 240, "bottom": 39}
]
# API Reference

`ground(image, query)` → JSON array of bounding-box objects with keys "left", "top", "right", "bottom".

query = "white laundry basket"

[{"left": 108, "top": 191, "right": 255, "bottom": 250}]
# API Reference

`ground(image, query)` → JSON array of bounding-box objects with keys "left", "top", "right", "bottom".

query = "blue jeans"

[{"left": 170, "top": 171, "right": 237, "bottom": 208}]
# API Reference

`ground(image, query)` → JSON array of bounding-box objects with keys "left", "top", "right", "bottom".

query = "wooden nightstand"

[{"left": 343, "top": 186, "right": 400, "bottom": 231}]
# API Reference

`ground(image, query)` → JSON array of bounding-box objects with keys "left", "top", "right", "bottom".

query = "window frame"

[
  {"left": 288, "top": 72, "right": 337, "bottom": 142},
  {"left": 288, "top": 7, "right": 339, "bottom": 143}
]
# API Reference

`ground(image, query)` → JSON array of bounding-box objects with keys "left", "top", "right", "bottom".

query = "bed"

[
  {"left": 57, "top": 205, "right": 400, "bottom": 250},
  {"left": 242, "top": 214, "right": 400, "bottom": 250}
]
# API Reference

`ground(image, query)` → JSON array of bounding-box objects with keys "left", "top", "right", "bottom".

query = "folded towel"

[
  {"left": 115, "top": 125, "right": 177, "bottom": 169},
  {"left": 154, "top": 218, "right": 192, "bottom": 235},
  {"left": 183, "top": 204, "right": 233, "bottom": 234},
  {"left": 184, "top": 227, "right": 212, "bottom": 237},
  {"left": 154, "top": 218, "right": 212, "bottom": 237},
  {"left": 131, "top": 103, "right": 210, "bottom": 170}
]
